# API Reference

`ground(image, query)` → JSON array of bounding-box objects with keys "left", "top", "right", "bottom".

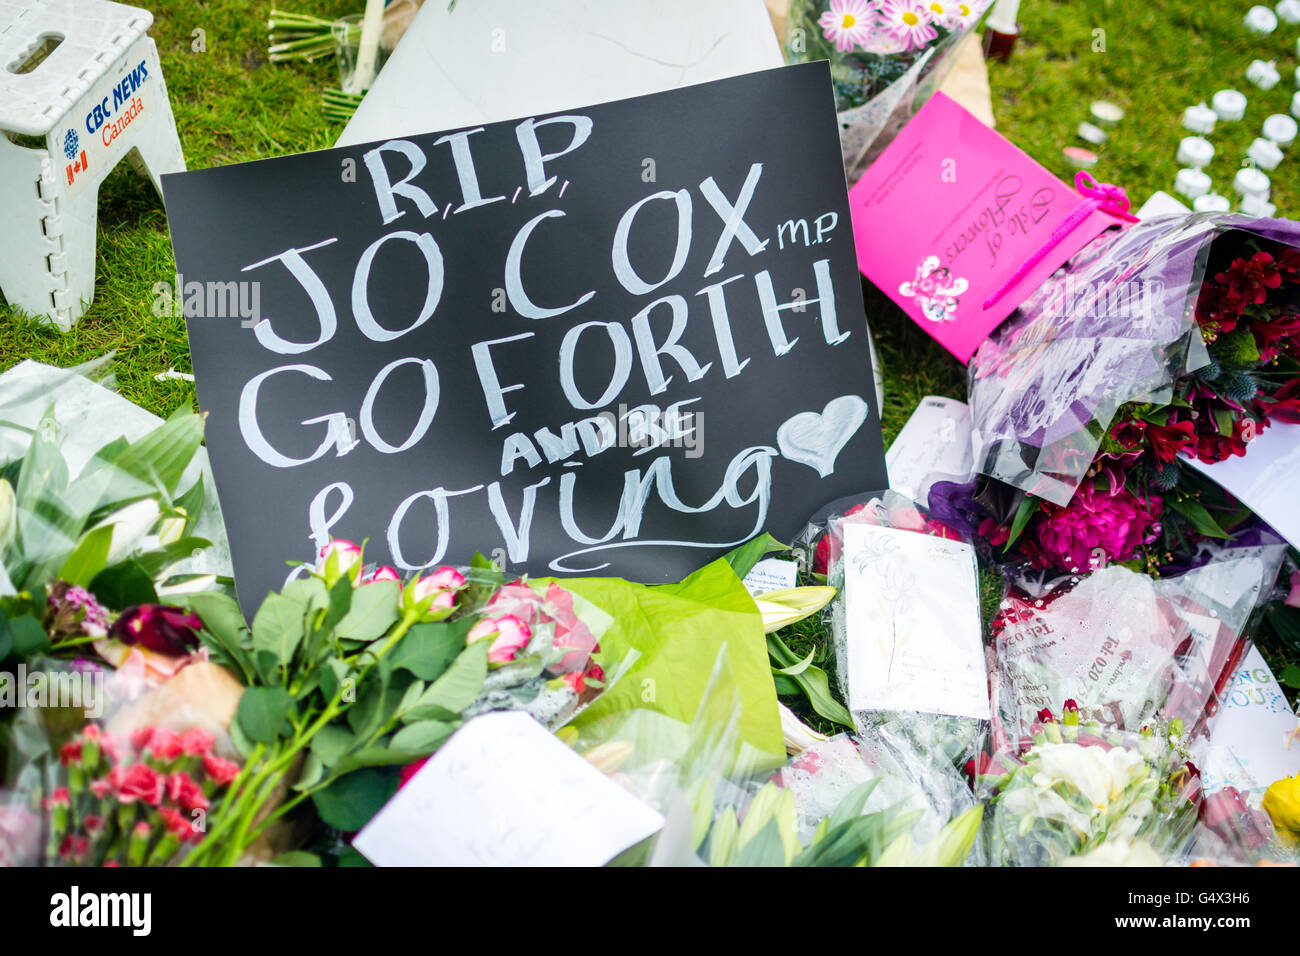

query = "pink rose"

[
  {"left": 369, "top": 566, "right": 401, "bottom": 584},
  {"left": 467, "top": 614, "right": 532, "bottom": 664},
  {"left": 202, "top": 752, "right": 241, "bottom": 786},
  {"left": 316, "top": 539, "right": 363, "bottom": 585},
  {"left": 110, "top": 764, "right": 166, "bottom": 806},
  {"left": 179, "top": 728, "right": 215, "bottom": 756},
  {"left": 167, "top": 771, "right": 210, "bottom": 812},
  {"left": 89, "top": 777, "right": 113, "bottom": 799},
  {"left": 403, "top": 566, "right": 467, "bottom": 620}
]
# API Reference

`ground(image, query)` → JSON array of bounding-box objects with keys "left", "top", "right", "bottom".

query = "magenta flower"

[
  {"left": 1032, "top": 480, "right": 1163, "bottom": 573},
  {"left": 109, "top": 605, "right": 203, "bottom": 656},
  {"left": 316, "top": 539, "right": 363, "bottom": 585},
  {"left": 368, "top": 565, "right": 401, "bottom": 584},
  {"left": 401, "top": 566, "right": 467, "bottom": 621}
]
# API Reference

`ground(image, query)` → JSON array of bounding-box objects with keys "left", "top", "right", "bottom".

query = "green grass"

[{"left": 1, "top": 1, "right": 1296, "bottom": 720}]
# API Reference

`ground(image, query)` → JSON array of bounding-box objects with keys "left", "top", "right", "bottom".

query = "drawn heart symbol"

[{"left": 776, "top": 395, "right": 869, "bottom": 478}]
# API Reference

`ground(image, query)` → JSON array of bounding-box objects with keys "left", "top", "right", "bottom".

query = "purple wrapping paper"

[{"left": 969, "top": 213, "right": 1300, "bottom": 505}]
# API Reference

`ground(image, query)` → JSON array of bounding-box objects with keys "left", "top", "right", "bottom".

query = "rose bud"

[
  {"left": 316, "top": 539, "right": 364, "bottom": 586},
  {"left": 467, "top": 614, "right": 532, "bottom": 665},
  {"left": 109, "top": 605, "right": 203, "bottom": 657},
  {"left": 369, "top": 565, "right": 402, "bottom": 584},
  {"left": 401, "top": 566, "right": 467, "bottom": 621}
]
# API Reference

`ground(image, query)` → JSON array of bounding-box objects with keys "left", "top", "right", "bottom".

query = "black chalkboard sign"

[{"left": 162, "top": 62, "right": 887, "bottom": 609}]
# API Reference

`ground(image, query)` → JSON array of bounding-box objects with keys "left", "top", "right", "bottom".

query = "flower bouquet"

[
  {"left": 972, "top": 716, "right": 1202, "bottom": 866},
  {"left": 784, "top": 0, "right": 991, "bottom": 181},
  {"left": 967, "top": 216, "right": 1300, "bottom": 574}
]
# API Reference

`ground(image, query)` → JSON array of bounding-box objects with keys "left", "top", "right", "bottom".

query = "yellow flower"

[{"left": 1262, "top": 773, "right": 1300, "bottom": 833}]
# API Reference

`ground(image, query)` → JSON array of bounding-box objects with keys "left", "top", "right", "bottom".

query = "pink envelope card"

[{"left": 849, "top": 93, "right": 1132, "bottom": 363}]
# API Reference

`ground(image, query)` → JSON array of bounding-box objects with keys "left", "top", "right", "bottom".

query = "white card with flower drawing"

[{"left": 842, "top": 523, "right": 989, "bottom": 720}]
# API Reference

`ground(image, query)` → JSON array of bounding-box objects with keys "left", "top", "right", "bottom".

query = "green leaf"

[
  {"left": 105, "top": 408, "right": 204, "bottom": 498},
  {"left": 403, "top": 640, "right": 488, "bottom": 721},
  {"left": 324, "top": 576, "right": 354, "bottom": 629},
  {"left": 1279, "top": 664, "right": 1300, "bottom": 689},
  {"left": 1004, "top": 494, "right": 1040, "bottom": 550},
  {"left": 767, "top": 633, "right": 853, "bottom": 729},
  {"left": 335, "top": 581, "right": 400, "bottom": 642},
  {"left": 772, "top": 646, "right": 816, "bottom": 677},
  {"left": 1264, "top": 605, "right": 1300, "bottom": 654},
  {"left": 724, "top": 533, "right": 787, "bottom": 580},
  {"left": 293, "top": 753, "right": 326, "bottom": 793},
  {"left": 731, "top": 819, "right": 788, "bottom": 867},
  {"left": 88, "top": 561, "right": 158, "bottom": 608},
  {"left": 174, "top": 479, "right": 205, "bottom": 535},
  {"left": 8, "top": 613, "right": 47, "bottom": 658},
  {"left": 271, "top": 851, "right": 321, "bottom": 867},
  {"left": 387, "top": 618, "right": 470, "bottom": 680},
  {"left": 311, "top": 768, "right": 395, "bottom": 831},
  {"left": 310, "top": 724, "right": 357, "bottom": 766},
  {"left": 390, "top": 720, "right": 456, "bottom": 753},
  {"left": 0, "top": 615, "right": 12, "bottom": 662},
  {"left": 236, "top": 686, "right": 295, "bottom": 743},
  {"left": 132, "top": 537, "right": 212, "bottom": 579},
  {"left": 189, "top": 592, "right": 256, "bottom": 685},
  {"left": 330, "top": 743, "right": 449, "bottom": 777},
  {"left": 1165, "top": 496, "right": 1231, "bottom": 539},
  {"left": 57, "top": 525, "right": 115, "bottom": 587},
  {"left": 251, "top": 592, "right": 306, "bottom": 668}
]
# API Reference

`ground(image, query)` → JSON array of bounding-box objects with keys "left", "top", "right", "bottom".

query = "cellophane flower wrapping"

[
  {"left": 2, "top": 657, "right": 242, "bottom": 866},
  {"left": 988, "top": 539, "right": 1287, "bottom": 752},
  {"left": 969, "top": 214, "right": 1300, "bottom": 507},
  {"left": 784, "top": 0, "right": 992, "bottom": 184},
  {"left": 975, "top": 723, "right": 1201, "bottom": 866},
  {"left": 819, "top": 491, "right": 992, "bottom": 778}
]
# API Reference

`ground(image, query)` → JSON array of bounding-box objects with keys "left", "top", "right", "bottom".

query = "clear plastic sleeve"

[{"left": 784, "top": 0, "right": 993, "bottom": 184}]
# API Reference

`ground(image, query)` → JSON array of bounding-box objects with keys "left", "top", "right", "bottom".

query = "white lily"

[
  {"left": 0, "top": 478, "right": 14, "bottom": 552},
  {"left": 779, "top": 702, "right": 829, "bottom": 754},
  {"left": 156, "top": 574, "right": 218, "bottom": 598},
  {"left": 93, "top": 498, "right": 161, "bottom": 565},
  {"left": 753, "top": 586, "right": 836, "bottom": 634}
]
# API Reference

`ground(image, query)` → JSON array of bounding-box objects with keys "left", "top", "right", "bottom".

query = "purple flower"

[
  {"left": 927, "top": 479, "right": 985, "bottom": 537},
  {"left": 46, "top": 582, "right": 110, "bottom": 638}
]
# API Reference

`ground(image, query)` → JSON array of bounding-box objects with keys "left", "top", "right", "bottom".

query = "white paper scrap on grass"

[
  {"left": 353, "top": 711, "right": 665, "bottom": 866},
  {"left": 885, "top": 395, "right": 974, "bottom": 502},
  {"left": 743, "top": 558, "right": 798, "bottom": 595},
  {"left": 842, "top": 522, "right": 990, "bottom": 720},
  {"left": 1202, "top": 645, "right": 1300, "bottom": 796},
  {"left": 1186, "top": 421, "right": 1300, "bottom": 550}
]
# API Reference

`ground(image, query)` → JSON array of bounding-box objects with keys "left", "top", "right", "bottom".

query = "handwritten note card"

[
  {"left": 849, "top": 93, "right": 1119, "bottom": 362},
  {"left": 885, "top": 395, "right": 974, "bottom": 502},
  {"left": 842, "top": 522, "right": 989, "bottom": 720},
  {"left": 353, "top": 712, "right": 664, "bottom": 866},
  {"left": 162, "top": 63, "right": 887, "bottom": 608},
  {"left": 1202, "top": 646, "right": 1300, "bottom": 796}
]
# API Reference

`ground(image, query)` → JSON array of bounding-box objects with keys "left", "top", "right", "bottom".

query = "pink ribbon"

[{"left": 982, "top": 171, "right": 1141, "bottom": 310}]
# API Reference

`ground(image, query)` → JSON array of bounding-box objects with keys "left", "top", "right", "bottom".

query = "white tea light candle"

[
  {"left": 1194, "top": 194, "right": 1232, "bottom": 213},
  {"left": 1077, "top": 122, "right": 1107, "bottom": 144},
  {"left": 1245, "top": 5, "right": 1279, "bottom": 31},
  {"left": 1279, "top": 0, "right": 1300, "bottom": 24},
  {"left": 1234, "top": 166, "right": 1271, "bottom": 199},
  {"left": 1247, "top": 60, "right": 1281, "bottom": 91},
  {"left": 1183, "top": 102, "right": 1217, "bottom": 133},
  {"left": 1248, "top": 137, "right": 1284, "bottom": 170},
  {"left": 1293, "top": 91, "right": 1300, "bottom": 120},
  {"left": 1264, "top": 113, "right": 1299, "bottom": 147},
  {"left": 1175, "top": 168, "right": 1212, "bottom": 199},
  {"left": 1240, "top": 194, "right": 1278, "bottom": 217},
  {"left": 1212, "top": 89, "right": 1248, "bottom": 121},
  {"left": 1177, "top": 136, "right": 1215, "bottom": 167},
  {"left": 1090, "top": 101, "right": 1124, "bottom": 125}
]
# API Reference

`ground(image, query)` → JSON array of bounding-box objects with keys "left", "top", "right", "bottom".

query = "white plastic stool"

[{"left": 0, "top": 0, "right": 185, "bottom": 330}]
